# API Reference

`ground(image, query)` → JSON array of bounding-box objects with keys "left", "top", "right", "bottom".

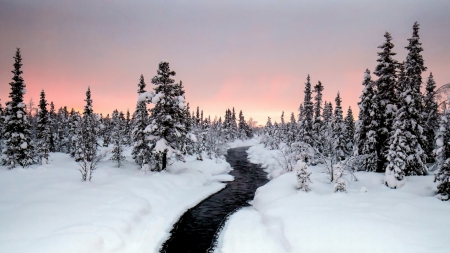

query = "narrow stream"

[{"left": 160, "top": 146, "right": 269, "bottom": 253}]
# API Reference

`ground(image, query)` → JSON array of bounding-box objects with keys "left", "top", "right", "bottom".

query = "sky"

[{"left": 1, "top": 0, "right": 449, "bottom": 125}]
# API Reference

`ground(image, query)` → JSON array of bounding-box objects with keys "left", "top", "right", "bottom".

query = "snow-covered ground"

[
  {"left": 0, "top": 148, "right": 232, "bottom": 253},
  {"left": 215, "top": 144, "right": 450, "bottom": 253}
]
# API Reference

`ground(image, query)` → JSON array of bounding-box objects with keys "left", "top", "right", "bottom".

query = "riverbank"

[
  {"left": 214, "top": 144, "right": 450, "bottom": 253},
  {"left": 0, "top": 148, "right": 231, "bottom": 253}
]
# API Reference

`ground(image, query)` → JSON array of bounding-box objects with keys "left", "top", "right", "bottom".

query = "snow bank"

[
  {"left": 0, "top": 148, "right": 232, "bottom": 253},
  {"left": 215, "top": 145, "right": 450, "bottom": 253}
]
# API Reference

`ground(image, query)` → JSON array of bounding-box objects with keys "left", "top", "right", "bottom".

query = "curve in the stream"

[{"left": 160, "top": 146, "right": 269, "bottom": 253}]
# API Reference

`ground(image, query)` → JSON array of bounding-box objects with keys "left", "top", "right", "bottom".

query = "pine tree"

[
  {"left": 146, "top": 62, "right": 191, "bottom": 171},
  {"left": 302, "top": 75, "right": 314, "bottom": 145},
  {"left": 36, "top": 90, "right": 51, "bottom": 164},
  {"left": 423, "top": 73, "right": 438, "bottom": 162},
  {"left": 124, "top": 109, "right": 132, "bottom": 146},
  {"left": 2, "top": 48, "right": 35, "bottom": 168},
  {"left": 102, "top": 114, "right": 112, "bottom": 147},
  {"left": 132, "top": 75, "right": 151, "bottom": 167},
  {"left": 0, "top": 100, "right": 4, "bottom": 152},
  {"left": 434, "top": 109, "right": 450, "bottom": 200},
  {"left": 374, "top": 32, "right": 399, "bottom": 172},
  {"left": 344, "top": 107, "right": 355, "bottom": 155},
  {"left": 296, "top": 161, "right": 312, "bottom": 192},
  {"left": 75, "top": 87, "right": 100, "bottom": 181},
  {"left": 385, "top": 59, "right": 427, "bottom": 188},
  {"left": 67, "top": 108, "right": 81, "bottom": 157},
  {"left": 313, "top": 80, "right": 324, "bottom": 151},
  {"left": 110, "top": 109, "right": 126, "bottom": 167},
  {"left": 332, "top": 92, "right": 346, "bottom": 161},
  {"left": 48, "top": 101, "right": 58, "bottom": 152},
  {"left": 404, "top": 22, "right": 428, "bottom": 167}
]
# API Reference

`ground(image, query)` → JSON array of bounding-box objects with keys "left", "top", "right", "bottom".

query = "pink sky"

[{"left": 1, "top": 0, "right": 449, "bottom": 125}]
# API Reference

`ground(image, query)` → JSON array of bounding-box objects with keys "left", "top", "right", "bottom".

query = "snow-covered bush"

[
  {"left": 296, "top": 161, "right": 312, "bottom": 192},
  {"left": 333, "top": 162, "right": 347, "bottom": 192}
]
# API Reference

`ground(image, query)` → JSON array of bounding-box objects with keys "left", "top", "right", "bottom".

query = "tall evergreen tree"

[
  {"left": 313, "top": 81, "right": 324, "bottom": 150},
  {"left": 404, "top": 21, "right": 428, "bottom": 168},
  {"left": 36, "top": 90, "right": 51, "bottom": 164},
  {"left": 344, "top": 106, "right": 355, "bottom": 155},
  {"left": 423, "top": 73, "right": 439, "bottom": 162},
  {"left": 132, "top": 75, "right": 151, "bottom": 168},
  {"left": 75, "top": 87, "right": 99, "bottom": 181},
  {"left": 434, "top": 109, "right": 450, "bottom": 200},
  {"left": 67, "top": 108, "right": 81, "bottom": 157},
  {"left": 385, "top": 59, "right": 427, "bottom": 188},
  {"left": 110, "top": 109, "right": 126, "bottom": 167},
  {"left": 302, "top": 75, "right": 314, "bottom": 145},
  {"left": 146, "top": 62, "right": 191, "bottom": 171},
  {"left": 332, "top": 92, "right": 346, "bottom": 161},
  {"left": 374, "top": 32, "right": 399, "bottom": 172},
  {"left": 2, "top": 48, "right": 35, "bottom": 168}
]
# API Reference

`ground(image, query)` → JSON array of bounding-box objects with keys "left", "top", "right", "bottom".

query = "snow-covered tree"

[
  {"left": 132, "top": 75, "right": 151, "bottom": 168},
  {"left": 144, "top": 62, "right": 191, "bottom": 171},
  {"left": 296, "top": 161, "right": 312, "bottom": 192},
  {"left": 344, "top": 106, "right": 355, "bottom": 155},
  {"left": 2, "top": 48, "right": 35, "bottom": 168},
  {"left": 75, "top": 87, "right": 100, "bottom": 181},
  {"left": 333, "top": 161, "right": 347, "bottom": 192},
  {"left": 36, "top": 90, "right": 51, "bottom": 164},
  {"left": 302, "top": 75, "right": 314, "bottom": 145},
  {"left": 332, "top": 92, "right": 346, "bottom": 161},
  {"left": 434, "top": 109, "right": 450, "bottom": 200},
  {"left": 423, "top": 73, "right": 439, "bottom": 162},
  {"left": 384, "top": 60, "right": 427, "bottom": 188},
  {"left": 313, "top": 80, "right": 324, "bottom": 151},
  {"left": 374, "top": 32, "right": 399, "bottom": 172},
  {"left": 67, "top": 109, "right": 80, "bottom": 157},
  {"left": 110, "top": 109, "right": 126, "bottom": 167}
]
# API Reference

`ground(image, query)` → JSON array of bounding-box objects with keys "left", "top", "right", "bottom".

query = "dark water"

[{"left": 160, "top": 146, "right": 269, "bottom": 253}]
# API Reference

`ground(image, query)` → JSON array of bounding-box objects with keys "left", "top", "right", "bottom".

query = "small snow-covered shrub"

[
  {"left": 333, "top": 162, "right": 347, "bottom": 193},
  {"left": 296, "top": 161, "right": 312, "bottom": 192}
]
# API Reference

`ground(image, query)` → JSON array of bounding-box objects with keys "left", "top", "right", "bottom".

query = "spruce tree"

[
  {"left": 332, "top": 92, "right": 346, "bottom": 161},
  {"left": 110, "top": 109, "right": 126, "bottom": 167},
  {"left": 313, "top": 81, "right": 324, "bottom": 151},
  {"left": 302, "top": 75, "right": 314, "bottom": 145},
  {"left": 75, "top": 87, "right": 99, "bottom": 181},
  {"left": 146, "top": 62, "right": 191, "bottom": 171},
  {"left": 132, "top": 75, "right": 151, "bottom": 168},
  {"left": 434, "top": 109, "right": 450, "bottom": 200},
  {"left": 344, "top": 107, "right": 355, "bottom": 155},
  {"left": 423, "top": 73, "right": 438, "bottom": 162},
  {"left": 67, "top": 108, "right": 81, "bottom": 157},
  {"left": 2, "top": 48, "right": 35, "bottom": 168},
  {"left": 36, "top": 90, "right": 51, "bottom": 164},
  {"left": 385, "top": 62, "right": 427, "bottom": 188},
  {"left": 374, "top": 32, "right": 399, "bottom": 172},
  {"left": 404, "top": 22, "right": 428, "bottom": 167}
]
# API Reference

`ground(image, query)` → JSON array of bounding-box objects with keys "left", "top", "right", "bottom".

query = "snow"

[
  {"left": 20, "top": 142, "right": 27, "bottom": 149},
  {"left": 0, "top": 147, "right": 232, "bottom": 253},
  {"left": 215, "top": 145, "right": 450, "bottom": 253}
]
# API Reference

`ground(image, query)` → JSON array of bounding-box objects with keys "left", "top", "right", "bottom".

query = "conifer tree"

[
  {"left": 132, "top": 75, "right": 151, "bottom": 167},
  {"left": 296, "top": 161, "right": 312, "bottom": 192},
  {"left": 146, "top": 62, "right": 191, "bottom": 171},
  {"left": 355, "top": 70, "right": 376, "bottom": 154},
  {"left": 434, "top": 109, "right": 450, "bottom": 200},
  {"left": 67, "top": 108, "right": 81, "bottom": 157},
  {"left": 110, "top": 109, "right": 126, "bottom": 167},
  {"left": 302, "top": 75, "right": 314, "bottom": 145},
  {"left": 313, "top": 81, "right": 324, "bottom": 151},
  {"left": 332, "top": 92, "right": 346, "bottom": 161},
  {"left": 124, "top": 109, "right": 132, "bottom": 146},
  {"left": 75, "top": 87, "right": 100, "bottom": 181},
  {"left": 374, "top": 32, "right": 399, "bottom": 172},
  {"left": 423, "top": 73, "right": 438, "bottom": 162},
  {"left": 298, "top": 104, "right": 304, "bottom": 123},
  {"left": 102, "top": 114, "right": 112, "bottom": 147},
  {"left": 0, "top": 100, "right": 4, "bottom": 151},
  {"left": 36, "top": 90, "right": 51, "bottom": 164},
  {"left": 344, "top": 107, "right": 355, "bottom": 155},
  {"left": 48, "top": 101, "right": 58, "bottom": 152},
  {"left": 404, "top": 21, "right": 428, "bottom": 167},
  {"left": 2, "top": 48, "right": 35, "bottom": 168},
  {"left": 385, "top": 60, "right": 427, "bottom": 188}
]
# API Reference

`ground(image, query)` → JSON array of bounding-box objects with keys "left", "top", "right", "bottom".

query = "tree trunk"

[{"left": 162, "top": 151, "right": 167, "bottom": 170}]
